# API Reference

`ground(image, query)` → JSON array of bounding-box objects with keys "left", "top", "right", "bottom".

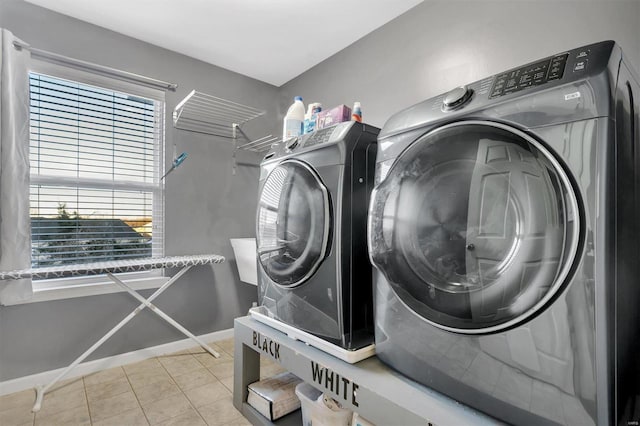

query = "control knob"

[
  {"left": 285, "top": 137, "right": 299, "bottom": 151},
  {"left": 442, "top": 86, "right": 473, "bottom": 111}
]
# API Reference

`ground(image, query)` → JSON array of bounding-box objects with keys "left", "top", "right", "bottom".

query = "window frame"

[{"left": 25, "top": 59, "right": 168, "bottom": 303}]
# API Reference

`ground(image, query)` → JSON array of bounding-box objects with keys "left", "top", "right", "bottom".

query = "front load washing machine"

[
  {"left": 256, "top": 121, "right": 378, "bottom": 350},
  {"left": 368, "top": 41, "right": 639, "bottom": 425}
]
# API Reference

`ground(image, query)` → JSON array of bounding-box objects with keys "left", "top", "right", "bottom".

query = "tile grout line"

[
  {"left": 185, "top": 341, "right": 238, "bottom": 426},
  {"left": 160, "top": 353, "right": 210, "bottom": 426},
  {"left": 81, "top": 376, "right": 94, "bottom": 426},
  {"left": 151, "top": 353, "right": 209, "bottom": 425},
  {"left": 85, "top": 365, "right": 153, "bottom": 425},
  {"left": 83, "top": 378, "right": 91, "bottom": 426},
  {"left": 84, "top": 368, "right": 133, "bottom": 425},
  {"left": 122, "top": 365, "right": 151, "bottom": 426},
  {"left": 192, "top": 356, "right": 220, "bottom": 426}
]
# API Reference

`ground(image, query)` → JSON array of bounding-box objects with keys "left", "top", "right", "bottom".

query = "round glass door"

[
  {"left": 368, "top": 121, "right": 580, "bottom": 333},
  {"left": 257, "top": 159, "right": 331, "bottom": 287}
]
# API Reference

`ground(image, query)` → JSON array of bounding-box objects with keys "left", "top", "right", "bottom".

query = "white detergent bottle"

[{"left": 283, "top": 96, "right": 305, "bottom": 140}]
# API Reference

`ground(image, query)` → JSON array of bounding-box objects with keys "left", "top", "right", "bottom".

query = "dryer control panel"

[
  {"left": 489, "top": 53, "right": 569, "bottom": 98},
  {"left": 379, "top": 40, "right": 619, "bottom": 140}
]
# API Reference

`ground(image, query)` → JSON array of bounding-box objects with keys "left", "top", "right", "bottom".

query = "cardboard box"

[
  {"left": 317, "top": 105, "right": 352, "bottom": 129},
  {"left": 247, "top": 372, "right": 302, "bottom": 421}
]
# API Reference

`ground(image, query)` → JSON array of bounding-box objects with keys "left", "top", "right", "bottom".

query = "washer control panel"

[
  {"left": 264, "top": 122, "right": 359, "bottom": 160},
  {"left": 301, "top": 125, "right": 337, "bottom": 148},
  {"left": 490, "top": 53, "right": 569, "bottom": 98}
]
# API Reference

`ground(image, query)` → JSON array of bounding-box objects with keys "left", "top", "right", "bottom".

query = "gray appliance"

[
  {"left": 368, "top": 41, "right": 640, "bottom": 425},
  {"left": 256, "top": 121, "right": 378, "bottom": 350}
]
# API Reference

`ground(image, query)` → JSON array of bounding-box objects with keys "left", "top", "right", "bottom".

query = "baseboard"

[{"left": 0, "top": 328, "right": 234, "bottom": 396}]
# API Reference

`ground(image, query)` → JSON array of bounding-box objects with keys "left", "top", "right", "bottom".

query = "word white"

[{"left": 311, "top": 361, "right": 359, "bottom": 407}]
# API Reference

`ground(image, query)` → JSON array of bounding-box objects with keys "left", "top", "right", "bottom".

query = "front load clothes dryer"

[
  {"left": 256, "top": 121, "right": 378, "bottom": 350},
  {"left": 368, "top": 40, "right": 640, "bottom": 426}
]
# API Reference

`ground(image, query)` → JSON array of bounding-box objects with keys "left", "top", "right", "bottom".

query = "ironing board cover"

[{"left": 0, "top": 254, "right": 225, "bottom": 280}]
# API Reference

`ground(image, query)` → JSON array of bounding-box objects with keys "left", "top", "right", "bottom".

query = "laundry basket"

[
  {"left": 295, "top": 382, "right": 353, "bottom": 426},
  {"left": 230, "top": 238, "right": 257, "bottom": 285}
]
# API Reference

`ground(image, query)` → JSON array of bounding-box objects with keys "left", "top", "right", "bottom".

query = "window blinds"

[{"left": 29, "top": 72, "right": 164, "bottom": 268}]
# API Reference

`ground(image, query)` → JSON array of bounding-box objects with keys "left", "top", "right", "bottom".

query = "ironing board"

[{"left": 0, "top": 254, "right": 225, "bottom": 412}]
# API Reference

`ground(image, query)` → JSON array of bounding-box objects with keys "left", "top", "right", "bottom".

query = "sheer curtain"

[{"left": 0, "top": 29, "right": 32, "bottom": 304}]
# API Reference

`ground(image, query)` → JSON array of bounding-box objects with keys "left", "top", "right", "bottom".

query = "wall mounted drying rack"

[
  {"left": 173, "top": 90, "right": 279, "bottom": 157},
  {"left": 232, "top": 125, "right": 280, "bottom": 153}
]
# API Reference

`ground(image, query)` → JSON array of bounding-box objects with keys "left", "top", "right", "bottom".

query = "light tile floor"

[{"left": 0, "top": 337, "right": 287, "bottom": 426}]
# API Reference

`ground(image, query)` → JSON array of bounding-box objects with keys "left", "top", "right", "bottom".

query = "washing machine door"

[
  {"left": 257, "top": 159, "right": 331, "bottom": 287},
  {"left": 368, "top": 121, "right": 580, "bottom": 333}
]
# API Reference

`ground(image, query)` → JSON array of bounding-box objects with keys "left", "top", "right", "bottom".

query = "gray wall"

[
  {"left": 280, "top": 0, "right": 640, "bottom": 129},
  {"left": 0, "top": 0, "right": 277, "bottom": 381}
]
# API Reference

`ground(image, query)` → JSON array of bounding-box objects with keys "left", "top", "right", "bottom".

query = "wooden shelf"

[{"left": 233, "top": 316, "right": 502, "bottom": 426}]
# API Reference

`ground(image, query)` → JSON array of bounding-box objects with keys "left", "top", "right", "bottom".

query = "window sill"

[{"left": 9, "top": 273, "right": 170, "bottom": 305}]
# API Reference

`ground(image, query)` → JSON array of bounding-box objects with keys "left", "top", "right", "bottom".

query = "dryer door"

[
  {"left": 368, "top": 121, "right": 580, "bottom": 333},
  {"left": 257, "top": 159, "right": 331, "bottom": 287}
]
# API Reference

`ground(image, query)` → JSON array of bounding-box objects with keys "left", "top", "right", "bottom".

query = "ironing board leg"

[
  {"left": 32, "top": 299, "right": 153, "bottom": 412},
  {"left": 107, "top": 273, "right": 221, "bottom": 358},
  {"left": 32, "top": 265, "right": 193, "bottom": 412}
]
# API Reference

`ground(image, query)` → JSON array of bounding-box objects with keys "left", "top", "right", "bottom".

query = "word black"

[{"left": 252, "top": 331, "right": 280, "bottom": 360}]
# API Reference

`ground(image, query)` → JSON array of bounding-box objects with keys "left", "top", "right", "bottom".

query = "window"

[{"left": 28, "top": 64, "right": 164, "bottom": 281}]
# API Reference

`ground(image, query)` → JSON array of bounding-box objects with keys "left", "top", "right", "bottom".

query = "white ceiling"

[{"left": 25, "top": 0, "right": 423, "bottom": 86}]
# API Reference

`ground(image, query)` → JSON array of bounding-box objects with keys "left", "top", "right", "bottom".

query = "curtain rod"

[{"left": 12, "top": 40, "right": 178, "bottom": 92}]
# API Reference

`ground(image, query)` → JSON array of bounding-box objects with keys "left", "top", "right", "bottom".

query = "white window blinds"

[{"left": 29, "top": 72, "right": 164, "bottom": 269}]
